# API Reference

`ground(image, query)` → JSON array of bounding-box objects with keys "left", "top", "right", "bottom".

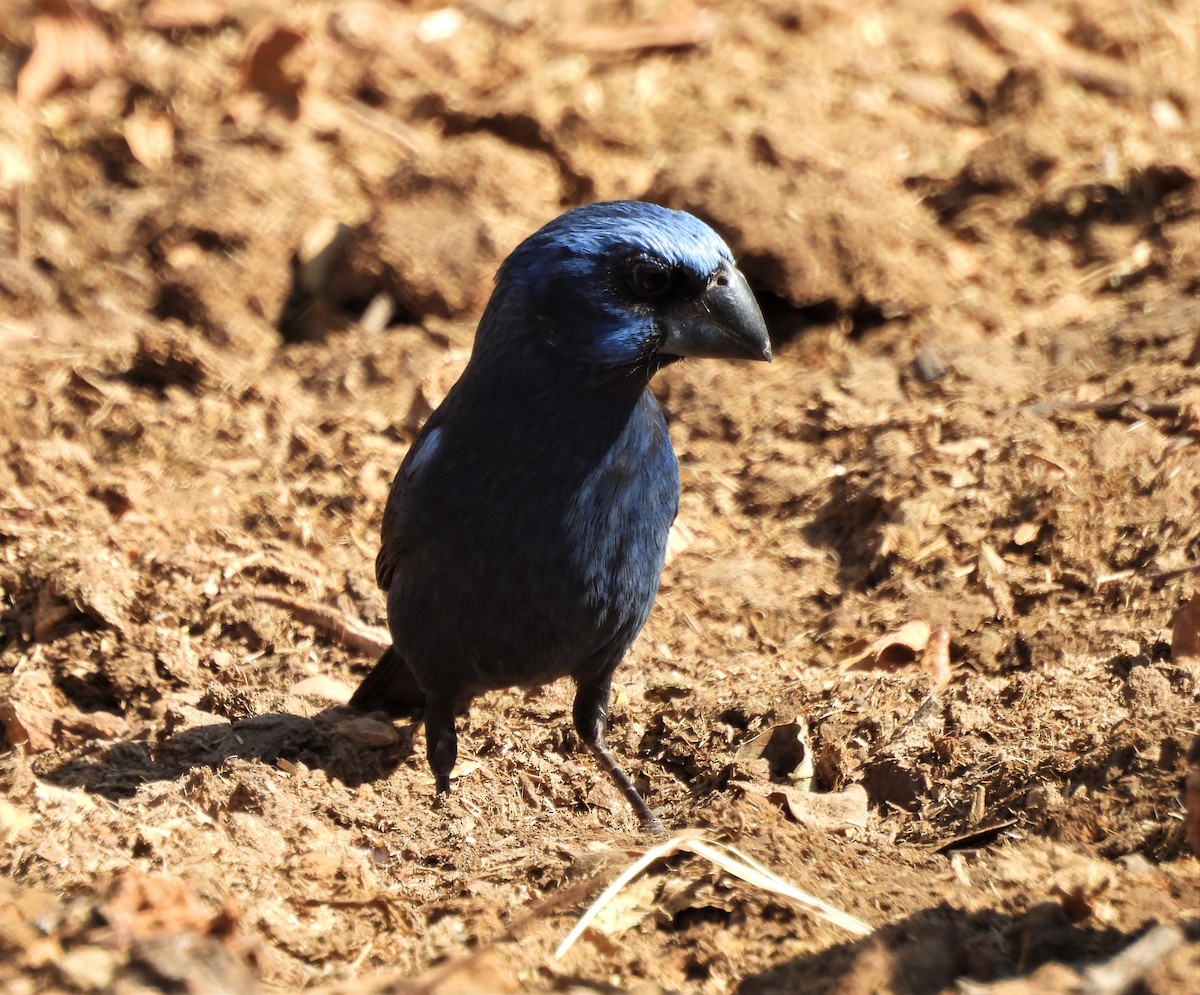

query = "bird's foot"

[{"left": 639, "top": 811, "right": 666, "bottom": 837}]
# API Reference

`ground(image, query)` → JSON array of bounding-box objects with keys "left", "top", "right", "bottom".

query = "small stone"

[{"left": 913, "top": 345, "right": 947, "bottom": 383}]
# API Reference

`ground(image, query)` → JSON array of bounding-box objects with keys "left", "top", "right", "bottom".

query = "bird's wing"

[{"left": 375, "top": 420, "right": 445, "bottom": 592}]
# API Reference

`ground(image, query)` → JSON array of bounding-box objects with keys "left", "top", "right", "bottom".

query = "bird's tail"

[{"left": 349, "top": 645, "right": 427, "bottom": 715}]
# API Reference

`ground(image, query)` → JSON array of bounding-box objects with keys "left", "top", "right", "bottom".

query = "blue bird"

[{"left": 350, "top": 201, "right": 771, "bottom": 833}]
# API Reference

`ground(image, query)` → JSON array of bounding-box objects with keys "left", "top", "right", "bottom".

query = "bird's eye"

[{"left": 628, "top": 258, "right": 673, "bottom": 298}]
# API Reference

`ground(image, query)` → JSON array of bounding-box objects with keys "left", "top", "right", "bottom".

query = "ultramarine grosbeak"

[{"left": 351, "top": 201, "right": 771, "bottom": 833}]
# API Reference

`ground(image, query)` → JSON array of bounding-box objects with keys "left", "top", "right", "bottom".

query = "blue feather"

[{"left": 352, "top": 200, "right": 769, "bottom": 832}]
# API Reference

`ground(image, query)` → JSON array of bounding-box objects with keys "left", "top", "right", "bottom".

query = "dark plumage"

[{"left": 350, "top": 201, "right": 770, "bottom": 832}]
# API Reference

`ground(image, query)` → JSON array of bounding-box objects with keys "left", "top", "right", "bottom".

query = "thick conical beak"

[{"left": 659, "top": 262, "right": 772, "bottom": 362}]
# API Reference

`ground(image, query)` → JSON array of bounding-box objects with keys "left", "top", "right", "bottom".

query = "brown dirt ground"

[{"left": 1, "top": 1, "right": 1199, "bottom": 992}]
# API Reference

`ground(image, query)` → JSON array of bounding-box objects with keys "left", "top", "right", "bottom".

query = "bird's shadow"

[{"left": 41, "top": 705, "right": 416, "bottom": 800}]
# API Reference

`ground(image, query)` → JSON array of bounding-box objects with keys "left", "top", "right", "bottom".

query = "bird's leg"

[
  {"left": 573, "top": 674, "right": 665, "bottom": 836},
  {"left": 425, "top": 694, "right": 458, "bottom": 795}
]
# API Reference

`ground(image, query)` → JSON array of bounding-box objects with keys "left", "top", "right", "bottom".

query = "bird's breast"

[{"left": 388, "top": 389, "right": 679, "bottom": 695}]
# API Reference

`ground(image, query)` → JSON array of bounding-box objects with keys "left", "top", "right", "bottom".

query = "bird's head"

[{"left": 479, "top": 201, "right": 772, "bottom": 378}]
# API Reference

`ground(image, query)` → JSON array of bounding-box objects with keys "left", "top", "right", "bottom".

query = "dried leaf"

[
  {"left": 783, "top": 783, "right": 869, "bottom": 832},
  {"left": 124, "top": 105, "right": 174, "bottom": 169},
  {"left": 921, "top": 626, "right": 953, "bottom": 688},
  {"left": 1026, "top": 452, "right": 1071, "bottom": 475},
  {"left": 734, "top": 780, "right": 869, "bottom": 833},
  {"left": 735, "top": 718, "right": 813, "bottom": 785},
  {"left": 840, "top": 618, "right": 932, "bottom": 672},
  {"left": 17, "top": 0, "right": 119, "bottom": 107},
  {"left": 1170, "top": 592, "right": 1200, "bottom": 667}
]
